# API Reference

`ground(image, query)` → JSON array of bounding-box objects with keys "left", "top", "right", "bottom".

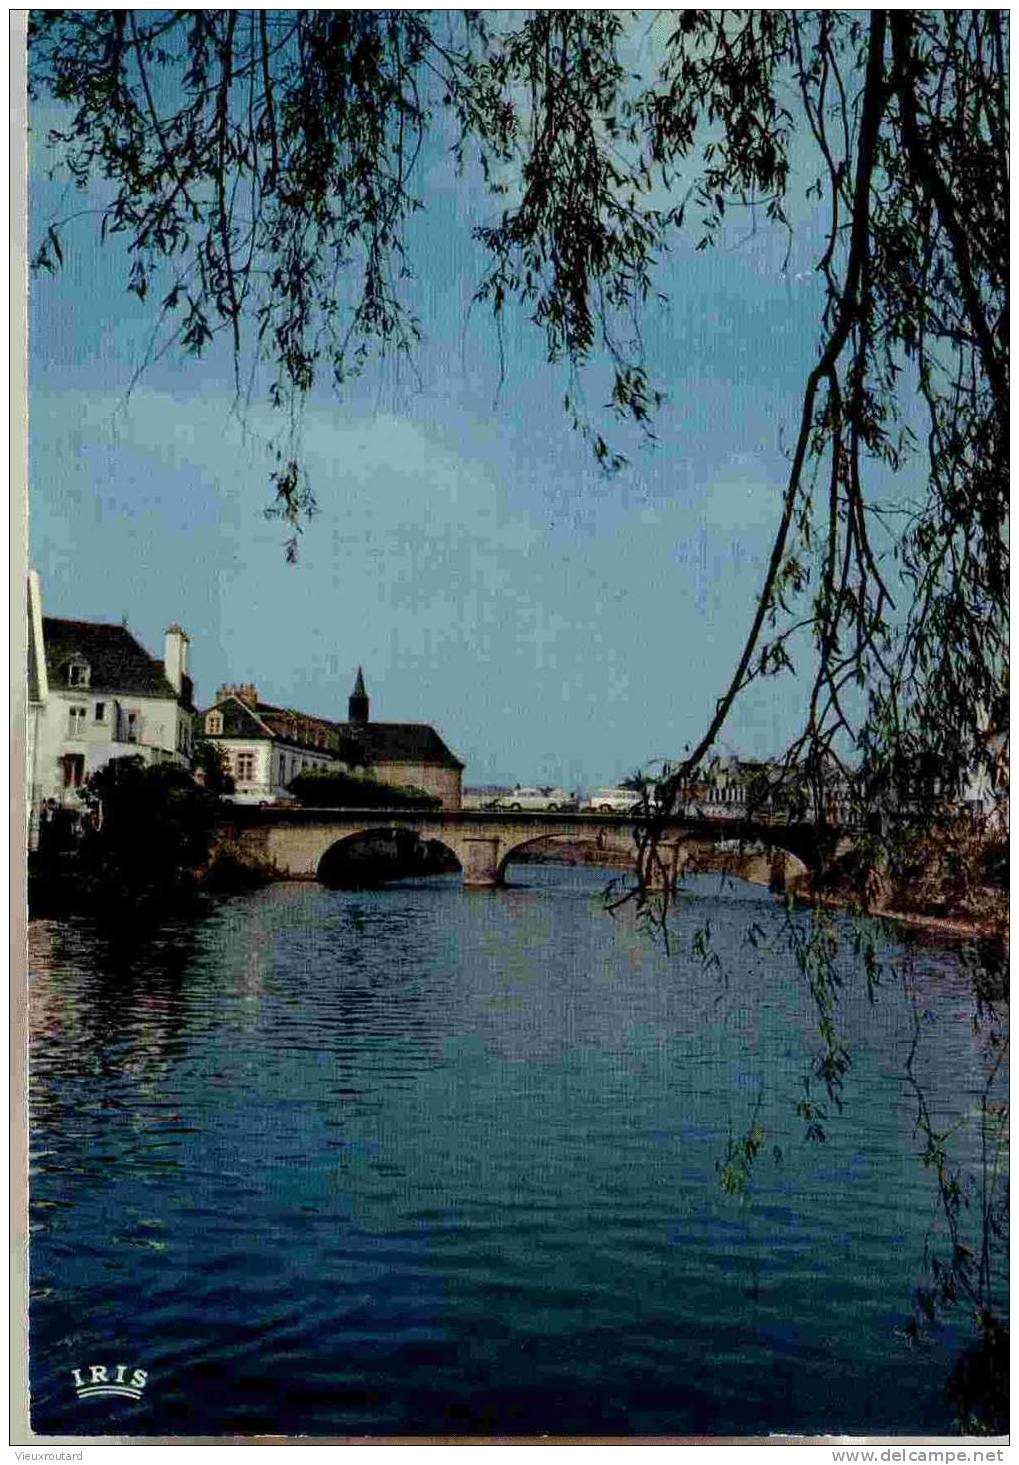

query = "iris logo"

[{"left": 71, "top": 1364, "right": 148, "bottom": 1402}]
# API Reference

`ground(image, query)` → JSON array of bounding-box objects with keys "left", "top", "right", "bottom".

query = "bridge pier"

[
  {"left": 459, "top": 835, "right": 503, "bottom": 889},
  {"left": 646, "top": 841, "right": 683, "bottom": 892},
  {"left": 769, "top": 847, "right": 811, "bottom": 895}
]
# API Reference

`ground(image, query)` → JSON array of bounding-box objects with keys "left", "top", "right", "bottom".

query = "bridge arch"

[
  {"left": 678, "top": 835, "right": 811, "bottom": 892},
  {"left": 496, "top": 831, "right": 635, "bottom": 884},
  {"left": 316, "top": 827, "right": 463, "bottom": 887}
]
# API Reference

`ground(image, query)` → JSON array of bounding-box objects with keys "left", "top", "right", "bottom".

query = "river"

[{"left": 27, "top": 865, "right": 1008, "bottom": 1437}]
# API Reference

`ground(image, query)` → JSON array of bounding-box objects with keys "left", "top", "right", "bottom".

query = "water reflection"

[{"left": 27, "top": 869, "right": 1007, "bottom": 1437}]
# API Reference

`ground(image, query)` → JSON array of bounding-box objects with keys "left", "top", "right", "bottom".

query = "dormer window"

[
  {"left": 206, "top": 711, "right": 223, "bottom": 735},
  {"left": 67, "top": 658, "right": 90, "bottom": 688}
]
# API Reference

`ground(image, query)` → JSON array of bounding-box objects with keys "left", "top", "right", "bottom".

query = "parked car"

[
  {"left": 491, "top": 786, "right": 578, "bottom": 812},
  {"left": 582, "top": 786, "right": 643, "bottom": 814}
]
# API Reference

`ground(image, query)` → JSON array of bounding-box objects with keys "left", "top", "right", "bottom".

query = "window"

[
  {"left": 94, "top": 702, "right": 106, "bottom": 722},
  {"left": 206, "top": 711, "right": 223, "bottom": 736},
  {"left": 236, "top": 752, "right": 256, "bottom": 782},
  {"left": 125, "top": 711, "right": 140, "bottom": 744},
  {"left": 61, "top": 753, "right": 85, "bottom": 788},
  {"left": 277, "top": 755, "right": 286, "bottom": 784},
  {"left": 67, "top": 659, "right": 90, "bottom": 688},
  {"left": 67, "top": 705, "right": 87, "bottom": 738}
]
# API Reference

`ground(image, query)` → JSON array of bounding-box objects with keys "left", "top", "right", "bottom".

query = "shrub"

[
  {"left": 287, "top": 769, "right": 440, "bottom": 810},
  {"left": 192, "top": 739, "right": 235, "bottom": 795}
]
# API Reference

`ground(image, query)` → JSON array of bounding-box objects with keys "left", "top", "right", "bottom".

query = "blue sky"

[{"left": 30, "top": 47, "right": 849, "bottom": 790}]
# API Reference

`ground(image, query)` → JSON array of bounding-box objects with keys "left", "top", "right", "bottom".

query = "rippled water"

[{"left": 28, "top": 867, "right": 1007, "bottom": 1436}]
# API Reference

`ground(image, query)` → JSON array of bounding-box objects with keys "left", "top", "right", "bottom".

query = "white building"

[
  {"left": 960, "top": 697, "right": 1009, "bottom": 829},
  {"left": 198, "top": 684, "right": 359, "bottom": 804},
  {"left": 27, "top": 571, "right": 196, "bottom": 826}
]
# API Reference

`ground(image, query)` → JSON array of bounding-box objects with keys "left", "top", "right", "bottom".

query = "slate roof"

[
  {"left": 200, "top": 697, "right": 273, "bottom": 740},
  {"left": 42, "top": 618, "right": 181, "bottom": 700},
  {"left": 201, "top": 696, "right": 365, "bottom": 762},
  {"left": 202, "top": 694, "right": 464, "bottom": 770},
  {"left": 259, "top": 701, "right": 365, "bottom": 763},
  {"left": 336, "top": 720, "right": 465, "bottom": 770}
]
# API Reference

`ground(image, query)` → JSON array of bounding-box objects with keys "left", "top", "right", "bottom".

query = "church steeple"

[{"left": 348, "top": 666, "right": 369, "bottom": 724}]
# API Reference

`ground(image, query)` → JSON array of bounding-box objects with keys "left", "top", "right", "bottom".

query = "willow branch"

[
  {"left": 658, "top": 9, "right": 890, "bottom": 812},
  {"left": 889, "top": 12, "right": 1007, "bottom": 432}
]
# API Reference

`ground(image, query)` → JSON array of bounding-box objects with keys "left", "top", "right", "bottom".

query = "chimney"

[
  {"left": 348, "top": 666, "right": 369, "bottom": 725},
  {"left": 164, "top": 623, "right": 190, "bottom": 695},
  {"left": 216, "top": 682, "right": 259, "bottom": 709}
]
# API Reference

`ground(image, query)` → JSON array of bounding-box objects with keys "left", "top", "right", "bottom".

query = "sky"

[{"left": 28, "top": 22, "right": 856, "bottom": 791}]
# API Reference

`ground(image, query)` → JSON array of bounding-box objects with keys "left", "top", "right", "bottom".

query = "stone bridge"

[{"left": 213, "top": 806, "right": 850, "bottom": 891}]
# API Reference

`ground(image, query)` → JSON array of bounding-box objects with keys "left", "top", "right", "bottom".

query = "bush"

[
  {"left": 201, "top": 850, "right": 275, "bottom": 893},
  {"left": 193, "top": 739, "right": 235, "bottom": 795},
  {"left": 287, "top": 769, "right": 440, "bottom": 810}
]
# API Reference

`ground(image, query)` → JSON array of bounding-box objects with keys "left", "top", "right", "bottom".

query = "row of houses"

[
  {"left": 26, "top": 571, "right": 1005, "bottom": 840},
  {"left": 26, "top": 573, "right": 465, "bottom": 840},
  {"left": 679, "top": 753, "right": 857, "bottom": 825},
  {"left": 198, "top": 672, "right": 463, "bottom": 808},
  {"left": 670, "top": 740, "right": 1006, "bottom": 829}
]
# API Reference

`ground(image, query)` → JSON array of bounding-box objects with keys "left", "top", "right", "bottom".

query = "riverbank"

[
  {"left": 26, "top": 834, "right": 459, "bottom": 920},
  {"left": 866, "top": 904, "right": 1006, "bottom": 945},
  {"left": 517, "top": 842, "right": 1008, "bottom": 950},
  {"left": 802, "top": 892, "right": 1009, "bottom": 951},
  {"left": 26, "top": 849, "right": 275, "bottom": 922}
]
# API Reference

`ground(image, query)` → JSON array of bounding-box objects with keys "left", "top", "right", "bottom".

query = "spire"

[{"left": 348, "top": 666, "right": 369, "bottom": 724}]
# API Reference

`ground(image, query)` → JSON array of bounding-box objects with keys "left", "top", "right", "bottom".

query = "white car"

[
  {"left": 583, "top": 786, "right": 643, "bottom": 814},
  {"left": 492, "top": 786, "right": 577, "bottom": 812}
]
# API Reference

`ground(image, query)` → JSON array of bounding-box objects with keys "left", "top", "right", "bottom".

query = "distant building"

[
  {"left": 197, "top": 685, "right": 363, "bottom": 804},
  {"left": 682, "top": 751, "right": 855, "bottom": 824},
  {"left": 975, "top": 703, "right": 1009, "bottom": 830},
  {"left": 334, "top": 668, "right": 464, "bottom": 810},
  {"left": 199, "top": 667, "right": 464, "bottom": 809},
  {"left": 953, "top": 695, "right": 1009, "bottom": 830},
  {"left": 27, "top": 571, "right": 196, "bottom": 825}
]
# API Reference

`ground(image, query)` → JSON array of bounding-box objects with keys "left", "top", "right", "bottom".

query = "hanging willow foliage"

[{"left": 29, "top": 10, "right": 1008, "bottom": 889}]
